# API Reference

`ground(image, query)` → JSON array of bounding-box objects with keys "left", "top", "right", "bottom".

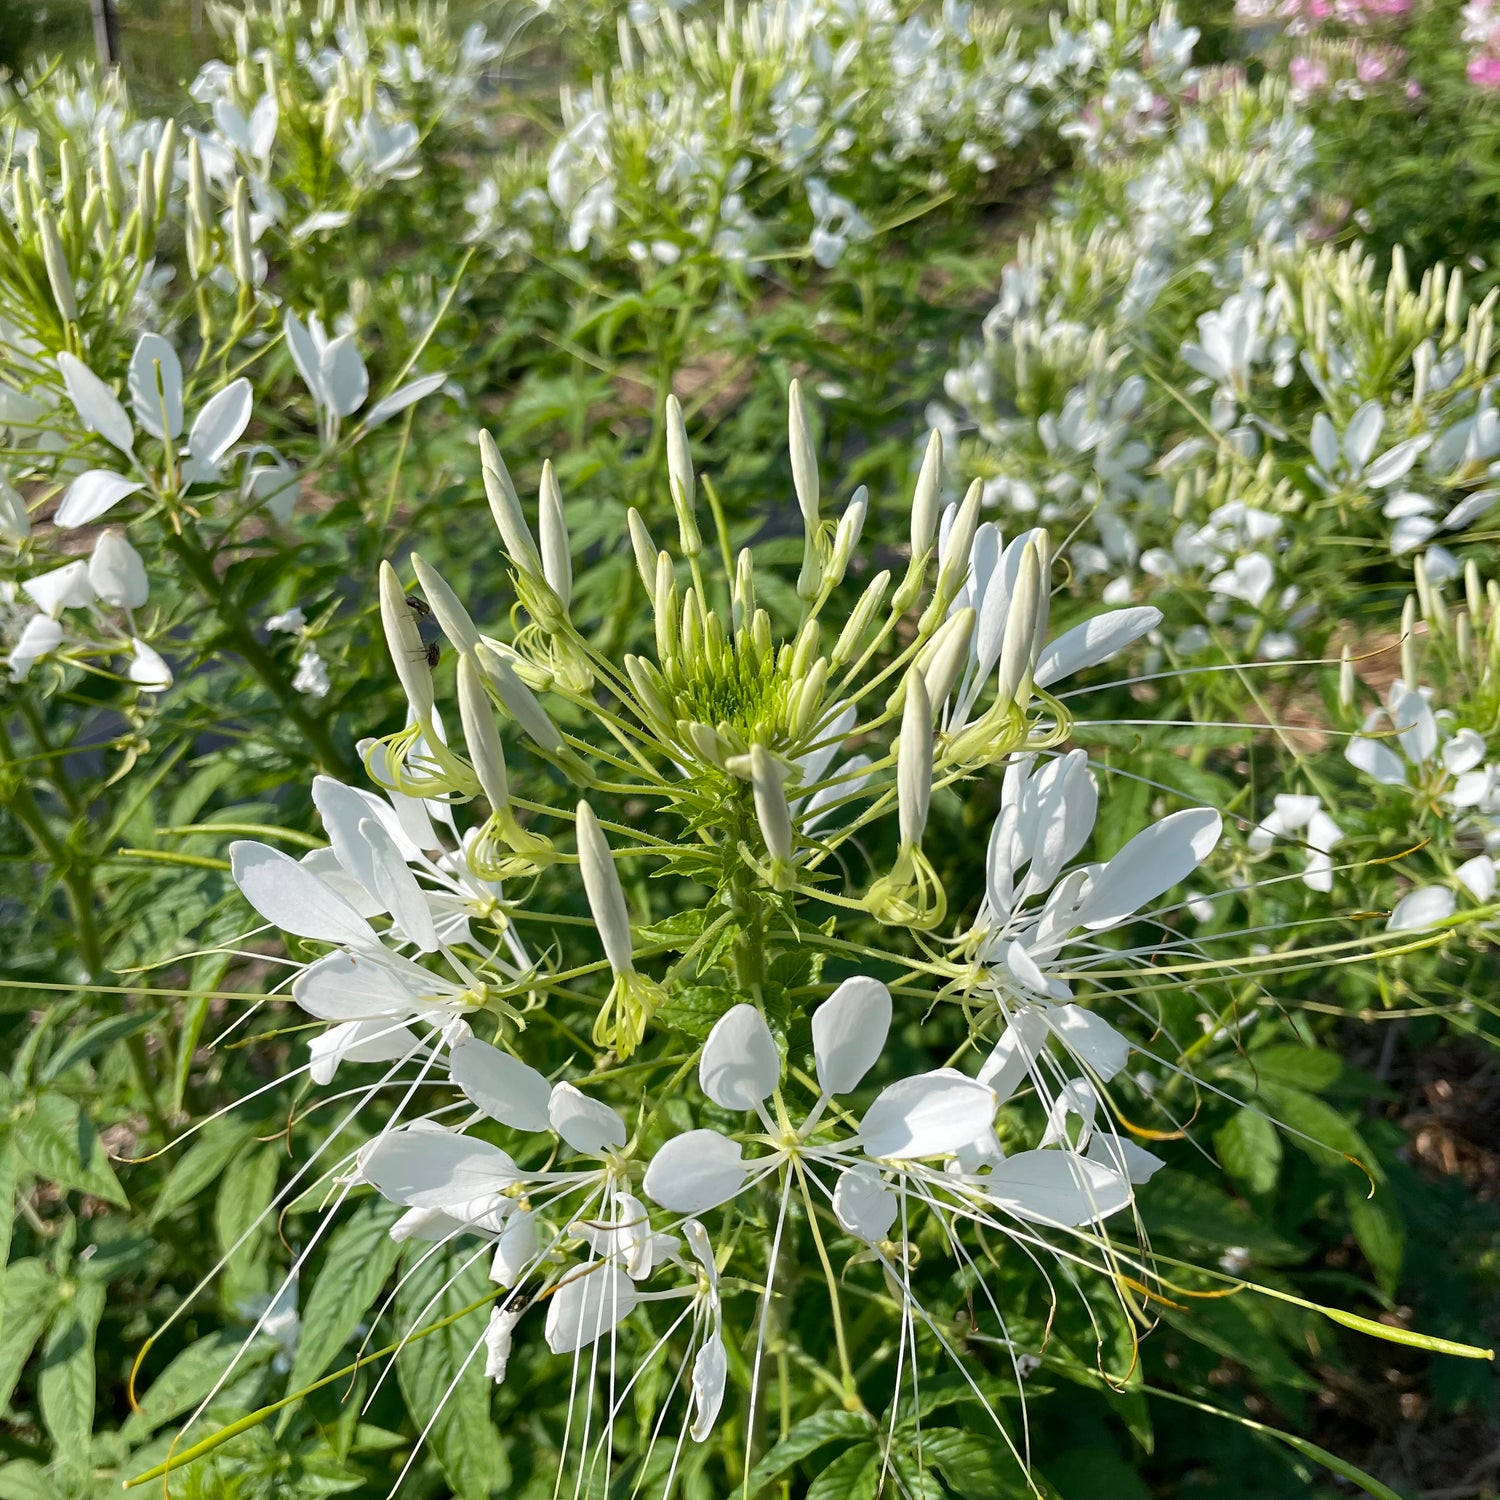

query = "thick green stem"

[{"left": 164, "top": 527, "right": 358, "bottom": 778}]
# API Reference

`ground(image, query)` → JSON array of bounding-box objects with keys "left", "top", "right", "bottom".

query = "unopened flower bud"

[
  {"left": 478, "top": 431, "right": 541, "bottom": 573},
  {"left": 152, "top": 120, "right": 178, "bottom": 211},
  {"left": 1400, "top": 594, "right": 1419, "bottom": 686},
  {"left": 1338, "top": 645, "right": 1355, "bottom": 711},
  {"left": 920, "top": 605, "right": 974, "bottom": 710},
  {"left": 477, "top": 643, "right": 566, "bottom": 758},
  {"left": 624, "top": 654, "right": 672, "bottom": 728},
  {"left": 411, "top": 553, "right": 481, "bottom": 655},
  {"left": 576, "top": 801, "right": 635, "bottom": 976},
  {"left": 100, "top": 138, "right": 124, "bottom": 228},
  {"left": 665, "top": 395, "right": 701, "bottom": 557},
  {"left": 37, "top": 205, "right": 76, "bottom": 324},
  {"left": 457, "top": 653, "right": 509, "bottom": 812},
  {"left": 538, "top": 460, "right": 572, "bottom": 609},
  {"left": 788, "top": 379, "right": 819, "bottom": 530},
  {"left": 789, "top": 619, "right": 820, "bottom": 682},
  {"left": 911, "top": 429, "right": 942, "bottom": 557},
  {"left": 750, "top": 744, "right": 795, "bottom": 875},
  {"left": 379, "top": 561, "right": 435, "bottom": 722},
  {"left": 996, "top": 540, "right": 1042, "bottom": 707},
  {"left": 627, "top": 508, "right": 657, "bottom": 593},
  {"left": 832, "top": 570, "right": 891, "bottom": 666},
  {"left": 898, "top": 670, "right": 933, "bottom": 849},
  {"left": 789, "top": 657, "right": 829, "bottom": 740},
  {"left": 733, "top": 547, "right": 755, "bottom": 633},
  {"left": 932, "top": 479, "right": 983, "bottom": 611},
  {"left": 231, "top": 177, "right": 255, "bottom": 287},
  {"left": 826, "top": 486, "right": 867, "bottom": 590}
]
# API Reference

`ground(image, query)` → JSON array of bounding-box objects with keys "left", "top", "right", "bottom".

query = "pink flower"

[
  {"left": 1405, "top": 77, "right": 1424, "bottom": 99},
  {"left": 1469, "top": 53, "right": 1500, "bottom": 88},
  {"left": 1289, "top": 54, "right": 1331, "bottom": 94}
]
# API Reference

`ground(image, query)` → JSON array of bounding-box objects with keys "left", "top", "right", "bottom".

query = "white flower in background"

[
  {"left": 292, "top": 644, "right": 330, "bottom": 698},
  {"left": 1249, "top": 793, "right": 1344, "bottom": 892}
]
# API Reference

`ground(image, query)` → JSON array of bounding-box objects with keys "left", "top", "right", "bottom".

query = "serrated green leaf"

[
  {"left": 805, "top": 1443, "right": 880, "bottom": 1500},
  {"left": 1246, "top": 1043, "right": 1342, "bottom": 1091},
  {"left": 1347, "top": 1189, "right": 1404, "bottom": 1298},
  {"left": 287, "top": 1202, "right": 402, "bottom": 1394},
  {"left": 745, "top": 1408, "right": 872, "bottom": 1491},
  {"left": 38, "top": 1010, "right": 157, "bottom": 1083},
  {"left": 0, "top": 1460, "right": 62, "bottom": 1500},
  {"left": 150, "top": 1120, "right": 251, "bottom": 1224},
  {"left": 396, "top": 1245, "right": 506, "bottom": 1500},
  {"left": 38, "top": 1279, "right": 104, "bottom": 1465},
  {"left": 657, "top": 984, "right": 740, "bottom": 1041},
  {"left": 917, "top": 1429, "right": 1020, "bottom": 1498},
  {"left": 14, "top": 1094, "right": 127, "bottom": 1206},
  {"left": 1214, "top": 1106, "right": 1282, "bottom": 1196},
  {"left": 1262, "top": 1082, "right": 1381, "bottom": 1183},
  {"left": 122, "top": 1331, "right": 274, "bottom": 1440}
]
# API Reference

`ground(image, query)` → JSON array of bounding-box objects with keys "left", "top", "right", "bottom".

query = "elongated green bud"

[
  {"left": 788, "top": 378, "right": 818, "bottom": 530},
  {"left": 478, "top": 430, "right": 541, "bottom": 572},
  {"left": 921, "top": 605, "right": 974, "bottom": 710},
  {"left": 826, "top": 486, "right": 867, "bottom": 590},
  {"left": 750, "top": 743, "right": 795, "bottom": 873},
  {"left": 911, "top": 429, "right": 942, "bottom": 556},
  {"left": 457, "top": 652, "right": 509, "bottom": 812},
  {"left": 379, "top": 561, "right": 435, "bottom": 721},
  {"left": 231, "top": 177, "right": 255, "bottom": 287},
  {"left": 665, "top": 394, "right": 701, "bottom": 557},
  {"left": 733, "top": 547, "right": 755, "bottom": 633},
  {"left": 153, "top": 120, "right": 178, "bottom": 210},
  {"left": 576, "top": 801, "right": 634, "bottom": 975},
  {"left": 1400, "top": 594, "right": 1419, "bottom": 685},
  {"left": 654, "top": 552, "right": 678, "bottom": 664},
  {"left": 538, "top": 460, "right": 571, "bottom": 608},
  {"left": 37, "top": 205, "right": 77, "bottom": 324},
  {"left": 832, "top": 570, "right": 891, "bottom": 667},
  {"left": 627, "top": 508, "right": 657, "bottom": 593},
  {"left": 898, "top": 670, "right": 933, "bottom": 849},
  {"left": 996, "top": 540, "right": 1041, "bottom": 708},
  {"left": 100, "top": 138, "right": 125, "bottom": 228},
  {"left": 187, "top": 137, "right": 212, "bottom": 276},
  {"left": 1338, "top": 645, "right": 1355, "bottom": 712},
  {"left": 477, "top": 642, "right": 566, "bottom": 757},
  {"left": 933, "top": 479, "right": 983, "bottom": 610},
  {"left": 789, "top": 618, "right": 820, "bottom": 682},
  {"left": 624, "top": 654, "right": 672, "bottom": 729}
]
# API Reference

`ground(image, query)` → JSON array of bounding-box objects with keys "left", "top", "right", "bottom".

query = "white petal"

[
  {"left": 483, "top": 1306, "right": 519, "bottom": 1383},
  {"left": 859, "top": 1070, "right": 997, "bottom": 1160},
  {"left": 128, "top": 638, "right": 172, "bottom": 691},
  {"left": 548, "top": 1082, "right": 627, "bottom": 1155},
  {"left": 1387, "top": 886, "right": 1456, "bottom": 932},
  {"left": 128, "top": 333, "right": 184, "bottom": 439},
  {"left": 985, "top": 1148, "right": 1132, "bottom": 1227},
  {"left": 689, "top": 1335, "right": 728, "bottom": 1441},
  {"left": 490, "top": 1208, "right": 538, "bottom": 1288},
  {"left": 1457, "top": 856, "right": 1497, "bottom": 901},
  {"left": 23, "top": 559, "right": 94, "bottom": 615},
  {"left": 812, "top": 976, "right": 891, "bottom": 1097},
  {"left": 1033, "top": 606, "right": 1161, "bottom": 689},
  {"left": 976, "top": 1009, "right": 1050, "bottom": 1103},
  {"left": 308, "top": 1017, "right": 417, "bottom": 1084},
  {"left": 1442, "top": 728, "right": 1487, "bottom": 776},
  {"left": 188, "top": 378, "right": 253, "bottom": 465},
  {"left": 1074, "top": 808, "right": 1222, "bottom": 930},
  {"left": 1345, "top": 736, "right": 1407, "bottom": 785},
  {"left": 293, "top": 948, "right": 439, "bottom": 1021},
  {"left": 701, "top": 1004, "right": 780, "bottom": 1112},
  {"left": 1389, "top": 687, "right": 1438, "bottom": 765},
  {"left": 8, "top": 614, "right": 62, "bottom": 674},
  {"left": 544, "top": 1265, "right": 638, "bottom": 1354},
  {"left": 229, "top": 839, "right": 379, "bottom": 945},
  {"left": 359, "top": 816, "right": 439, "bottom": 953},
  {"left": 642, "top": 1130, "right": 750, "bottom": 1214},
  {"left": 321, "top": 334, "right": 368, "bottom": 417},
  {"left": 59, "top": 352, "right": 134, "bottom": 453},
  {"left": 832, "top": 1162, "right": 896, "bottom": 1242},
  {"left": 1086, "top": 1132, "right": 1164, "bottom": 1184},
  {"left": 1344, "top": 400, "right": 1385, "bottom": 471},
  {"left": 365, "top": 373, "right": 447, "bottom": 429},
  {"left": 284, "top": 310, "right": 324, "bottom": 406},
  {"left": 450, "top": 1037, "right": 553, "bottom": 1132},
  {"left": 88, "top": 531, "right": 148, "bottom": 609},
  {"left": 361, "top": 1129, "right": 519, "bottom": 1209},
  {"left": 55, "top": 470, "right": 144, "bottom": 528},
  {"left": 1042, "top": 1004, "right": 1131, "bottom": 1082}
]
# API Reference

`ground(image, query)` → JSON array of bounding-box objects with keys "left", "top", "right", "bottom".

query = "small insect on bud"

[
  {"left": 379, "top": 561, "right": 435, "bottom": 722},
  {"left": 665, "top": 394, "right": 702, "bottom": 558},
  {"left": 410, "top": 553, "right": 481, "bottom": 655},
  {"left": 898, "top": 669, "right": 933, "bottom": 850},
  {"left": 479, "top": 431, "right": 541, "bottom": 574},
  {"left": 538, "top": 460, "right": 572, "bottom": 609}
]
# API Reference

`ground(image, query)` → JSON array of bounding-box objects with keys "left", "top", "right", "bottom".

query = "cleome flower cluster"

[{"left": 224, "top": 382, "right": 1237, "bottom": 1481}]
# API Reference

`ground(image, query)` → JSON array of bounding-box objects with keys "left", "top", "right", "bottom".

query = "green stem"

[{"left": 163, "top": 527, "right": 358, "bottom": 778}]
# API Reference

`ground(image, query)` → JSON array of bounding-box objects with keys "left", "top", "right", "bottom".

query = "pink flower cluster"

[
  {"left": 1463, "top": 0, "right": 1500, "bottom": 88},
  {"left": 1235, "top": 0, "right": 1411, "bottom": 34},
  {"left": 1237, "top": 0, "right": 1418, "bottom": 101}
]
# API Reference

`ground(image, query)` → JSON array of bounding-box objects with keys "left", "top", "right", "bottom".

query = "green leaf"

[
  {"left": 805, "top": 1443, "right": 880, "bottom": 1500},
  {"left": 919, "top": 1429, "right": 1021, "bottom": 1498},
  {"left": 0, "top": 1260, "right": 57, "bottom": 1412},
  {"left": 0, "top": 1460, "right": 62, "bottom": 1500},
  {"left": 657, "top": 984, "right": 740, "bottom": 1041},
  {"left": 1137, "top": 1170, "right": 1302, "bottom": 1260},
  {"left": 1261, "top": 1083, "right": 1381, "bottom": 1183},
  {"left": 1214, "top": 1106, "right": 1282, "bottom": 1197},
  {"left": 13, "top": 1094, "right": 127, "bottom": 1206},
  {"left": 150, "top": 1120, "right": 251, "bottom": 1224},
  {"left": 287, "top": 1202, "right": 402, "bottom": 1394},
  {"left": 215, "top": 1142, "right": 281, "bottom": 1289},
  {"left": 1347, "top": 1189, "right": 1404, "bottom": 1298},
  {"left": 1245, "top": 1043, "right": 1342, "bottom": 1091},
  {"left": 122, "top": 1331, "right": 274, "bottom": 1440},
  {"left": 38, "top": 1010, "right": 157, "bottom": 1083},
  {"left": 396, "top": 1245, "right": 507, "bottom": 1500},
  {"left": 38, "top": 1279, "right": 105, "bottom": 1465},
  {"left": 0, "top": 1136, "right": 16, "bottom": 1305},
  {"left": 745, "top": 1408, "right": 872, "bottom": 1491}
]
